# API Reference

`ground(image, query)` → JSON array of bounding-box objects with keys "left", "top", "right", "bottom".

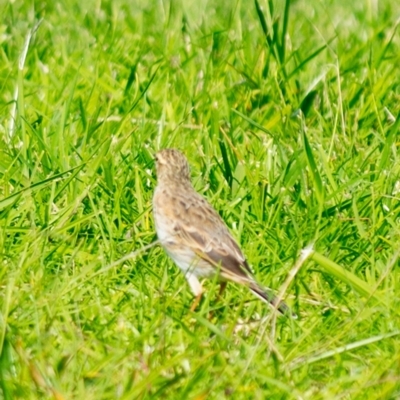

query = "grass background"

[{"left": 1, "top": 0, "right": 400, "bottom": 398}]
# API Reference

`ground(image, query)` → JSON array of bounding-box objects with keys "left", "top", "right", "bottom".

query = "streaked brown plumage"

[{"left": 153, "top": 148, "right": 292, "bottom": 315}]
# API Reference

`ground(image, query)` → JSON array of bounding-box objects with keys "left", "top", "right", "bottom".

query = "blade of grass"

[
  {"left": 231, "top": 108, "right": 275, "bottom": 139},
  {"left": 0, "top": 164, "right": 85, "bottom": 210},
  {"left": 290, "top": 330, "right": 400, "bottom": 369},
  {"left": 287, "top": 38, "right": 335, "bottom": 80},
  {"left": 302, "top": 128, "right": 324, "bottom": 205},
  {"left": 311, "top": 251, "right": 383, "bottom": 302},
  {"left": 279, "top": 0, "right": 291, "bottom": 64}
]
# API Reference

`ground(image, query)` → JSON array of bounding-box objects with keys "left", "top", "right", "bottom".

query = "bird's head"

[{"left": 155, "top": 148, "right": 191, "bottom": 183}]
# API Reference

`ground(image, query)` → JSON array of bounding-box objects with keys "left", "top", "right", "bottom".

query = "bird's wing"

[{"left": 171, "top": 191, "right": 254, "bottom": 282}]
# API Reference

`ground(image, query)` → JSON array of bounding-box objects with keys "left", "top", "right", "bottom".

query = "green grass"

[{"left": 1, "top": 0, "right": 400, "bottom": 398}]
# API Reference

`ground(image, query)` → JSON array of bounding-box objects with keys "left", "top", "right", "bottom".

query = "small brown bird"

[{"left": 153, "top": 148, "right": 292, "bottom": 315}]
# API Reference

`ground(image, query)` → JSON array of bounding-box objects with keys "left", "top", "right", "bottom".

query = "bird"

[{"left": 152, "top": 148, "right": 293, "bottom": 316}]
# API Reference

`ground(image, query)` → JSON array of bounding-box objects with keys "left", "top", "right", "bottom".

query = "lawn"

[{"left": 1, "top": 0, "right": 400, "bottom": 398}]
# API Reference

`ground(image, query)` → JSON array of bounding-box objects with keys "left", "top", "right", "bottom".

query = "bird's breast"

[{"left": 153, "top": 186, "right": 177, "bottom": 243}]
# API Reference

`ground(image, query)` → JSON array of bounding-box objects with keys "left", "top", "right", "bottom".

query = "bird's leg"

[
  {"left": 205, "top": 282, "right": 227, "bottom": 320},
  {"left": 190, "top": 293, "right": 203, "bottom": 312},
  {"left": 217, "top": 281, "right": 227, "bottom": 300},
  {"left": 187, "top": 274, "right": 203, "bottom": 312}
]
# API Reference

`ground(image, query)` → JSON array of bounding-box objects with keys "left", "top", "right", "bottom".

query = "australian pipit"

[{"left": 153, "top": 148, "right": 293, "bottom": 315}]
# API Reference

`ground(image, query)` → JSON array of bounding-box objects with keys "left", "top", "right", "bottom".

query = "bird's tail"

[{"left": 250, "top": 284, "right": 296, "bottom": 318}]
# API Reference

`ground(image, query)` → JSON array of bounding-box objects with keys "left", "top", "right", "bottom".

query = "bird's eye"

[{"left": 155, "top": 155, "right": 159, "bottom": 162}]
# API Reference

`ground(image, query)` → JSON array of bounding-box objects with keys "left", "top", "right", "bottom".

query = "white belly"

[{"left": 153, "top": 187, "right": 216, "bottom": 279}]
